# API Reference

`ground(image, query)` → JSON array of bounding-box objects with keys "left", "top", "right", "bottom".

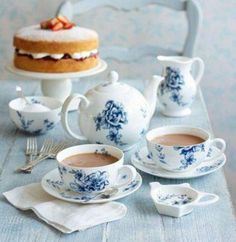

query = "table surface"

[{"left": 0, "top": 79, "right": 236, "bottom": 242}]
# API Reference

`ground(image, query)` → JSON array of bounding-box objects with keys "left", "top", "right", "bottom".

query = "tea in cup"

[
  {"left": 146, "top": 126, "right": 226, "bottom": 172},
  {"left": 56, "top": 144, "right": 137, "bottom": 193}
]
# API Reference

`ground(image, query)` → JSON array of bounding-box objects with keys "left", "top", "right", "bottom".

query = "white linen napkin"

[{"left": 3, "top": 183, "right": 127, "bottom": 234}]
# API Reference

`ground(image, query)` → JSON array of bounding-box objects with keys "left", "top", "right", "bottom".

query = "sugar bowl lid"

[{"left": 94, "top": 71, "right": 131, "bottom": 93}]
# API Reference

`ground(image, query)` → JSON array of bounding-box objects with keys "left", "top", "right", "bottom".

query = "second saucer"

[{"left": 131, "top": 147, "right": 226, "bottom": 179}]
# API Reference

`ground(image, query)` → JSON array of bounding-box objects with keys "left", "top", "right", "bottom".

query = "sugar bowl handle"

[
  {"left": 192, "top": 57, "right": 205, "bottom": 85},
  {"left": 61, "top": 94, "right": 89, "bottom": 141}
]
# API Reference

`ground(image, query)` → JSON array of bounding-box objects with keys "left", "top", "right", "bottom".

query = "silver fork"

[
  {"left": 20, "top": 140, "right": 68, "bottom": 173},
  {"left": 17, "top": 139, "right": 53, "bottom": 173},
  {"left": 25, "top": 137, "right": 38, "bottom": 164},
  {"left": 37, "top": 139, "right": 54, "bottom": 160}
]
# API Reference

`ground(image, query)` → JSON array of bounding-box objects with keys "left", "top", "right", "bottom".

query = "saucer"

[
  {"left": 41, "top": 168, "right": 142, "bottom": 204},
  {"left": 131, "top": 147, "right": 226, "bottom": 179}
]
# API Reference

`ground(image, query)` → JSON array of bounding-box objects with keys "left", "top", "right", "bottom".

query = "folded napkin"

[{"left": 3, "top": 183, "right": 127, "bottom": 234}]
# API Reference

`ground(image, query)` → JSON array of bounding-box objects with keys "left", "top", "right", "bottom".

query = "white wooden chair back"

[{"left": 57, "top": 0, "right": 202, "bottom": 61}]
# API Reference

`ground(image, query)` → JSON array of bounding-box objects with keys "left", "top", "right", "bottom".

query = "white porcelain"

[
  {"left": 150, "top": 182, "right": 219, "bottom": 217},
  {"left": 156, "top": 56, "right": 205, "bottom": 117},
  {"left": 61, "top": 70, "right": 163, "bottom": 151},
  {"left": 9, "top": 96, "right": 62, "bottom": 134},
  {"left": 146, "top": 125, "right": 226, "bottom": 172},
  {"left": 56, "top": 144, "right": 137, "bottom": 194},
  {"left": 131, "top": 146, "right": 226, "bottom": 179},
  {"left": 41, "top": 168, "right": 142, "bottom": 204},
  {"left": 6, "top": 60, "right": 107, "bottom": 106}
]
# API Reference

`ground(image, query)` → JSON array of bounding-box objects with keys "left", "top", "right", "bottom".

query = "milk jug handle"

[
  {"left": 191, "top": 57, "right": 205, "bottom": 85},
  {"left": 61, "top": 94, "right": 89, "bottom": 141}
]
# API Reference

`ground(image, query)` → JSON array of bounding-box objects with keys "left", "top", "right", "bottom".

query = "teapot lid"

[{"left": 94, "top": 71, "right": 130, "bottom": 93}]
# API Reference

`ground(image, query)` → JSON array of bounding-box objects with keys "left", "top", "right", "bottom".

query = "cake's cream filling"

[{"left": 17, "top": 49, "right": 98, "bottom": 60}]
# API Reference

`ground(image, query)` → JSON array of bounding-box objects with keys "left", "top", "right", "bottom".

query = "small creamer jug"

[{"left": 157, "top": 56, "right": 205, "bottom": 117}]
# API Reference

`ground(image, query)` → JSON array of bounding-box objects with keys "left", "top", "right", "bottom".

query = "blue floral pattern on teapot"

[{"left": 94, "top": 100, "right": 128, "bottom": 146}]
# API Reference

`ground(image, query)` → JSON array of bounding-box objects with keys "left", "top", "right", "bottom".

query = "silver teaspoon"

[
  {"left": 16, "top": 86, "right": 30, "bottom": 105},
  {"left": 83, "top": 187, "right": 119, "bottom": 203}
]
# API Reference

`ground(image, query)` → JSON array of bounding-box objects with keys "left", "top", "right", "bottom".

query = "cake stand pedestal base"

[{"left": 41, "top": 78, "right": 72, "bottom": 102}]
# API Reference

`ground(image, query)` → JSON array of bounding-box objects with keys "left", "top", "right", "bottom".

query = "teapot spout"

[{"left": 144, "top": 75, "right": 163, "bottom": 118}]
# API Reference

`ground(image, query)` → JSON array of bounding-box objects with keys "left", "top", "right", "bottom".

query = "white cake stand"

[{"left": 6, "top": 59, "right": 107, "bottom": 103}]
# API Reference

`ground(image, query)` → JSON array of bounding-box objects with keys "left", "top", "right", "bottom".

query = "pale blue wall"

[{"left": 1, "top": 0, "right": 235, "bottom": 209}]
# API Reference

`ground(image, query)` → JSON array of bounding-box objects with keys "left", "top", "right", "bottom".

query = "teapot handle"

[
  {"left": 191, "top": 57, "right": 205, "bottom": 85},
  {"left": 61, "top": 94, "right": 89, "bottom": 141}
]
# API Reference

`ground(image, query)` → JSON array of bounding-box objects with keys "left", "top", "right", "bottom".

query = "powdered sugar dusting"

[{"left": 15, "top": 25, "right": 98, "bottom": 42}]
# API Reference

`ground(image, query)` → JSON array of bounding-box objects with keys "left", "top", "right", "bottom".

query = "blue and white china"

[
  {"left": 131, "top": 146, "right": 226, "bottom": 179},
  {"left": 150, "top": 182, "right": 219, "bottom": 217},
  {"left": 41, "top": 168, "right": 142, "bottom": 204},
  {"left": 156, "top": 56, "right": 205, "bottom": 117},
  {"left": 56, "top": 144, "right": 137, "bottom": 194},
  {"left": 8, "top": 96, "right": 62, "bottom": 134},
  {"left": 146, "top": 126, "right": 226, "bottom": 172},
  {"left": 61, "top": 70, "right": 163, "bottom": 151}
]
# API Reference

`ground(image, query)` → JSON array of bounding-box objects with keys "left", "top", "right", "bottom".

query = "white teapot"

[{"left": 61, "top": 71, "right": 163, "bottom": 151}]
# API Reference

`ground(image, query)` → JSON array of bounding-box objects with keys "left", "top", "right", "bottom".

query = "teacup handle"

[
  {"left": 194, "top": 192, "right": 219, "bottom": 206},
  {"left": 115, "top": 165, "right": 137, "bottom": 188},
  {"left": 192, "top": 57, "right": 205, "bottom": 85},
  {"left": 61, "top": 94, "right": 89, "bottom": 141},
  {"left": 204, "top": 138, "right": 226, "bottom": 162}
]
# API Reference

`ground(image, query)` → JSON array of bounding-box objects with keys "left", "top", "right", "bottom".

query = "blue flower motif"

[
  {"left": 95, "top": 148, "right": 109, "bottom": 155},
  {"left": 147, "top": 152, "right": 153, "bottom": 160},
  {"left": 16, "top": 111, "right": 34, "bottom": 130},
  {"left": 160, "top": 67, "right": 188, "bottom": 107},
  {"left": 174, "top": 144, "right": 205, "bottom": 170},
  {"left": 196, "top": 160, "right": 224, "bottom": 173},
  {"left": 140, "top": 128, "right": 147, "bottom": 137},
  {"left": 30, "top": 98, "right": 41, "bottom": 104},
  {"left": 121, "top": 174, "right": 127, "bottom": 179},
  {"left": 58, "top": 165, "right": 67, "bottom": 177},
  {"left": 94, "top": 100, "right": 128, "bottom": 146},
  {"left": 44, "top": 119, "right": 55, "bottom": 131},
  {"left": 140, "top": 108, "right": 147, "bottom": 118},
  {"left": 123, "top": 180, "right": 139, "bottom": 192},
  {"left": 135, "top": 151, "right": 142, "bottom": 161},
  {"left": 165, "top": 67, "right": 184, "bottom": 91},
  {"left": 207, "top": 147, "right": 213, "bottom": 157},
  {"left": 46, "top": 179, "right": 64, "bottom": 190},
  {"left": 155, "top": 145, "right": 166, "bottom": 164},
  {"left": 60, "top": 192, "right": 92, "bottom": 201},
  {"left": 170, "top": 91, "right": 187, "bottom": 107},
  {"left": 104, "top": 101, "right": 127, "bottom": 128},
  {"left": 158, "top": 194, "right": 192, "bottom": 206},
  {"left": 69, "top": 169, "right": 109, "bottom": 193},
  {"left": 16, "top": 112, "right": 55, "bottom": 134},
  {"left": 106, "top": 128, "right": 123, "bottom": 145}
]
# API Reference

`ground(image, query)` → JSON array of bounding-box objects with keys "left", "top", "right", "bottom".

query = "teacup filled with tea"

[
  {"left": 146, "top": 126, "right": 226, "bottom": 172},
  {"left": 56, "top": 144, "right": 137, "bottom": 193}
]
